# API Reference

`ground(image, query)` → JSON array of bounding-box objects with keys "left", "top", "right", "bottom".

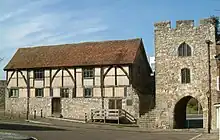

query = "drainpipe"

[{"left": 206, "top": 40, "right": 213, "bottom": 134}]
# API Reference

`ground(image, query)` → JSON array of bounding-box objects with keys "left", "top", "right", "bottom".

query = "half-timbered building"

[{"left": 4, "top": 38, "right": 154, "bottom": 122}]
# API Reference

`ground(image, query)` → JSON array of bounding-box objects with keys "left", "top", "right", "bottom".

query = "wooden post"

[
  {"left": 40, "top": 109, "right": 43, "bottom": 118},
  {"left": 85, "top": 113, "right": 87, "bottom": 123},
  {"left": 118, "top": 109, "right": 120, "bottom": 124},
  {"left": 91, "top": 110, "right": 93, "bottom": 122},
  {"left": 104, "top": 110, "right": 106, "bottom": 123},
  {"left": 34, "top": 110, "right": 36, "bottom": 119}
]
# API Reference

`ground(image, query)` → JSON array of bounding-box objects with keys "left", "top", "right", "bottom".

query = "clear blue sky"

[{"left": 0, "top": 0, "right": 219, "bottom": 79}]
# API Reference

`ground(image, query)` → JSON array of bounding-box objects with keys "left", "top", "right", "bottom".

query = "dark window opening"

[
  {"left": 35, "top": 88, "right": 44, "bottom": 97},
  {"left": 9, "top": 88, "right": 19, "bottom": 98},
  {"left": 181, "top": 68, "right": 191, "bottom": 83},
  {"left": 60, "top": 88, "right": 69, "bottom": 98},
  {"left": 83, "top": 68, "right": 94, "bottom": 79},
  {"left": 34, "top": 70, "right": 44, "bottom": 80},
  {"left": 178, "top": 43, "right": 191, "bottom": 57},
  {"left": 84, "top": 88, "right": 92, "bottom": 98}
]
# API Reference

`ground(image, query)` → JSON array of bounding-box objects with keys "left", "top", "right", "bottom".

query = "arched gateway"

[{"left": 174, "top": 96, "right": 203, "bottom": 129}]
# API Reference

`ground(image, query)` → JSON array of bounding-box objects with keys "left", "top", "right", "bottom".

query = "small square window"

[
  {"left": 9, "top": 89, "right": 19, "bottom": 98},
  {"left": 35, "top": 88, "right": 44, "bottom": 97},
  {"left": 84, "top": 88, "right": 92, "bottom": 98},
  {"left": 126, "top": 99, "right": 133, "bottom": 106},
  {"left": 34, "top": 70, "right": 44, "bottom": 80},
  {"left": 60, "top": 88, "right": 69, "bottom": 98},
  {"left": 83, "top": 68, "right": 94, "bottom": 79}
]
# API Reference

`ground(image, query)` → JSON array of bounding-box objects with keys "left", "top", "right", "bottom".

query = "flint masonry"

[{"left": 139, "top": 17, "right": 220, "bottom": 130}]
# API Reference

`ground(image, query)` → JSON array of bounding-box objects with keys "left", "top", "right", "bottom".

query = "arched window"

[
  {"left": 178, "top": 42, "right": 191, "bottom": 56},
  {"left": 181, "top": 68, "right": 190, "bottom": 83}
]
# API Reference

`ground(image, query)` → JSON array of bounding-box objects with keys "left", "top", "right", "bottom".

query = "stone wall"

[
  {"left": 154, "top": 18, "right": 218, "bottom": 129},
  {"left": 0, "top": 80, "right": 6, "bottom": 108},
  {"left": 132, "top": 43, "right": 155, "bottom": 116},
  {"left": 61, "top": 86, "right": 140, "bottom": 120},
  {"left": 5, "top": 85, "right": 140, "bottom": 121},
  {"left": 29, "top": 97, "right": 52, "bottom": 117},
  {"left": 5, "top": 97, "right": 27, "bottom": 115}
]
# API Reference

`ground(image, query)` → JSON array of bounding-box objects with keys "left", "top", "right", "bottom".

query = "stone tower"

[{"left": 139, "top": 18, "right": 218, "bottom": 129}]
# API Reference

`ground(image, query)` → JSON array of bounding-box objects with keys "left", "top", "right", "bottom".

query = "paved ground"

[
  {"left": 0, "top": 111, "right": 217, "bottom": 140},
  {"left": 0, "top": 122, "right": 199, "bottom": 140},
  {"left": 196, "top": 133, "right": 218, "bottom": 140}
]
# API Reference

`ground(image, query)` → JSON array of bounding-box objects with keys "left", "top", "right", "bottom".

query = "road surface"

[{"left": 0, "top": 122, "right": 200, "bottom": 140}]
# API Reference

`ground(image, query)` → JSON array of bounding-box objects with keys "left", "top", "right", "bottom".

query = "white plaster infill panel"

[
  {"left": 104, "top": 87, "right": 113, "bottom": 97},
  {"left": 117, "top": 76, "right": 129, "bottom": 86},
  {"left": 214, "top": 103, "right": 220, "bottom": 129},
  {"left": 63, "top": 77, "right": 74, "bottom": 87},
  {"left": 114, "top": 87, "right": 124, "bottom": 97},
  {"left": 45, "top": 70, "right": 50, "bottom": 77},
  {"left": 95, "top": 77, "right": 101, "bottom": 86},
  {"left": 53, "top": 88, "right": 60, "bottom": 97},
  {"left": 104, "top": 67, "right": 114, "bottom": 75},
  {"left": 93, "top": 88, "right": 101, "bottom": 97},
  {"left": 104, "top": 76, "right": 115, "bottom": 86},
  {"left": 8, "top": 79, "right": 16, "bottom": 88},
  {"left": 84, "top": 79, "right": 93, "bottom": 86},
  {"left": 76, "top": 87, "right": 83, "bottom": 97},
  {"left": 117, "top": 66, "right": 129, "bottom": 75},
  {"left": 95, "top": 68, "right": 101, "bottom": 76},
  {"left": 34, "top": 80, "right": 44, "bottom": 88}
]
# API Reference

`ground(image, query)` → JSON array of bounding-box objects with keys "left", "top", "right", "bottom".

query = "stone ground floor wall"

[
  {"left": 141, "top": 91, "right": 217, "bottom": 130},
  {"left": 61, "top": 86, "right": 140, "bottom": 120},
  {"left": 5, "top": 86, "right": 153, "bottom": 121},
  {"left": 5, "top": 97, "right": 51, "bottom": 118}
]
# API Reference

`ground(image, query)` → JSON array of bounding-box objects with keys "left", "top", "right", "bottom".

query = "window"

[
  {"left": 60, "top": 88, "right": 69, "bottom": 98},
  {"left": 9, "top": 89, "right": 19, "bottom": 98},
  {"left": 178, "top": 42, "right": 191, "bottom": 57},
  {"left": 83, "top": 68, "right": 94, "bottom": 79},
  {"left": 34, "top": 70, "right": 44, "bottom": 80},
  {"left": 84, "top": 88, "right": 92, "bottom": 98},
  {"left": 35, "top": 88, "right": 44, "bottom": 97},
  {"left": 181, "top": 68, "right": 190, "bottom": 83}
]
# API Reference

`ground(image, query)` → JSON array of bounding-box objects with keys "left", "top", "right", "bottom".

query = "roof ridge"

[{"left": 20, "top": 38, "right": 142, "bottom": 49}]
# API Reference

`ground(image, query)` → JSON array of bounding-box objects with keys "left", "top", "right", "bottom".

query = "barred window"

[
  {"left": 84, "top": 88, "right": 92, "bottom": 98},
  {"left": 35, "top": 88, "right": 44, "bottom": 97},
  {"left": 9, "top": 89, "right": 19, "bottom": 98},
  {"left": 60, "top": 88, "right": 69, "bottom": 98},
  {"left": 181, "top": 68, "right": 190, "bottom": 83},
  {"left": 178, "top": 43, "right": 191, "bottom": 57},
  {"left": 83, "top": 68, "right": 94, "bottom": 79},
  {"left": 34, "top": 70, "right": 44, "bottom": 80}
]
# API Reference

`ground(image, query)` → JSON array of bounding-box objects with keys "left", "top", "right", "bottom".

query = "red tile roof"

[{"left": 4, "top": 38, "right": 142, "bottom": 70}]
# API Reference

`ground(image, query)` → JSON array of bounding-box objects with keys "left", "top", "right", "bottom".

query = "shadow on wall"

[
  {"left": 138, "top": 93, "right": 155, "bottom": 116},
  {"left": 0, "top": 80, "right": 6, "bottom": 109},
  {"left": 140, "top": 74, "right": 156, "bottom": 115}
]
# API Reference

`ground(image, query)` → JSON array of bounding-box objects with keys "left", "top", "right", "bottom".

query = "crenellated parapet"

[
  {"left": 154, "top": 18, "right": 215, "bottom": 31},
  {"left": 154, "top": 21, "right": 171, "bottom": 30}
]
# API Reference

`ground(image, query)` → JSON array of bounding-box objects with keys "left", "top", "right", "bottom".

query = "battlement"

[{"left": 154, "top": 18, "right": 215, "bottom": 30}]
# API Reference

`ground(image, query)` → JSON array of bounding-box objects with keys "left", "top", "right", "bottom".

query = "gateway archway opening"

[{"left": 174, "top": 96, "right": 203, "bottom": 129}]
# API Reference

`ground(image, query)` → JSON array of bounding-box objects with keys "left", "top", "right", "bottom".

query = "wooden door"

[
  {"left": 109, "top": 99, "right": 122, "bottom": 109},
  {"left": 52, "top": 98, "right": 61, "bottom": 114}
]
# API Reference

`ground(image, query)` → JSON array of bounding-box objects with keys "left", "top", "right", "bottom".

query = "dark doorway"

[
  {"left": 52, "top": 98, "right": 61, "bottom": 115},
  {"left": 173, "top": 96, "right": 203, "bottom": 129},
  {"left": 109, "top": 99, "right": 122, "bottom": 109}
]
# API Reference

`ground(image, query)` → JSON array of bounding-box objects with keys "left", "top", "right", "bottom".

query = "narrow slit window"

[{"left": 181, "top": 68, "right": 190, "bottom": 83}]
